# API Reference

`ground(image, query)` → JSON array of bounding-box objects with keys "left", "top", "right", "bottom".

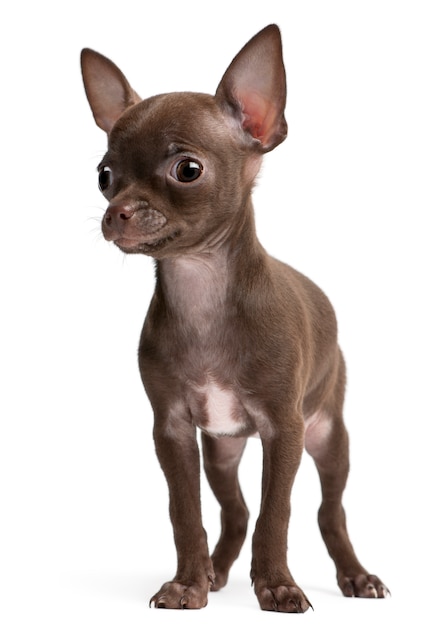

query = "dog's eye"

[
  {"left": 98, "top": 165, "right": 113, "bottom": 191},
  {"left": 172, "top": 159, "right": 203, "bottom": 183}
]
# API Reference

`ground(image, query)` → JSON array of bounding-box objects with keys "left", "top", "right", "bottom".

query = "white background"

[{"left": 1, "top": 1, "right": 424, "bottom": 624}]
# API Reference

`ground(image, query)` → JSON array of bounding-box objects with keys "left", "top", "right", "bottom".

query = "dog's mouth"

[{"left": 114, "top": 230, "right": 180, "bottom": 255}]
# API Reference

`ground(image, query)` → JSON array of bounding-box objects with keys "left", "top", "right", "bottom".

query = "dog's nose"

[
  {"left": 102, "top": 202, "right": 138, "bottom": 240},
  {"left": 102, "top": 200, "right": 167, "bottom": 242},
  {"left": 104, "top": 202, "right": 136, "bottom": 227}
]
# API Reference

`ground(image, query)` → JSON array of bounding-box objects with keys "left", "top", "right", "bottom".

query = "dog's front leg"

[
  {"left": 251, "top": 415, "right": 312, "bottom": 613},
  {"left": 150, "top": 414, "right": 214, "bottom": 609}
]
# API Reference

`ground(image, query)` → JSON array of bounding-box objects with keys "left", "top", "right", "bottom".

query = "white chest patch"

[{"left": 194, "top": 379, "right": 244, "bottom": 436}]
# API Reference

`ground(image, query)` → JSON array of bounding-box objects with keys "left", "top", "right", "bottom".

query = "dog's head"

[{"left": 81, "top": 25, "right": 287, "bottom": 258}]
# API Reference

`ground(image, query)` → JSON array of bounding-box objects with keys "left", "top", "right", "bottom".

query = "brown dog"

[{"left": 81, "top": 24, "right": 389, "bottom": 611}]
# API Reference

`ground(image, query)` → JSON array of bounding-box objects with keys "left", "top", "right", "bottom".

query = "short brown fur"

[{"left": 81, "top": 25, "right": 388, "bottom": 611}]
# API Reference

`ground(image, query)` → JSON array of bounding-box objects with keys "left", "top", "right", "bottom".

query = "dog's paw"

[
  {"left": 209, "top": 569, "right": 228, "bottom": 592},
  {"left": 150, "top": 579, "right": 211, "bottom": 609},
  {"left": 253, "top": 580, "right": 312, "bottom": 613},
  {"left": 340, "top": 573, "right": 390, "bottom": 599}
]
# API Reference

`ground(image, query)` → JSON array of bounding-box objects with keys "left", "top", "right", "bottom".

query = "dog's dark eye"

[
  {"left": 173, "top": 159, "right": 203, "bottom": 183},
  {"left": 98, "top": 165, "right": 113, "bottom": 191}
]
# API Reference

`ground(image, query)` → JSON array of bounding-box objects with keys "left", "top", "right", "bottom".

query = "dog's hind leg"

[
  {"left": 305, "top": 352, "right": 389, "bottom": 599},
  {"left": 201, "top": 434, "right": 249, "bottom": 591}
]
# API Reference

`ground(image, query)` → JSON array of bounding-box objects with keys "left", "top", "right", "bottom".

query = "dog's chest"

[
  {"left": 187, "top": 376, "right": 248, "bottom": 437},
  {"left": 158, "top": 255, "right": 254, "bottom": 436}
]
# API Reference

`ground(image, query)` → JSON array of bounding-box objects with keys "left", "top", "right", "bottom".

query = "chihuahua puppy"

[{"left": 81, "top": 24, "right": 388, "bottom": 611}]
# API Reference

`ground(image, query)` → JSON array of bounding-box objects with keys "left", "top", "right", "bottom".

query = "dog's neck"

[
  {"left": 158, "top": 252, "right": 229, "bottom": 324},
  {"left": 156, "top": 203, "right": 262, "bottom": 329}
]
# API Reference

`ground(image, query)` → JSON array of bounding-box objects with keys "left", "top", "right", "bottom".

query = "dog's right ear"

[{"left": 81, "top": 49, "right": 141, "bottom": 133}]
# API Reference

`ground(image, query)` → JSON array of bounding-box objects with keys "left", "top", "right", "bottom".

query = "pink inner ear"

[{"left": 238, "top": 90, "right": 277, "bottom": 145}]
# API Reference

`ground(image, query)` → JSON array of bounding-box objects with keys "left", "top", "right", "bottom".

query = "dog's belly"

[{"left": 188, "top": 378, "right": 249, "bottom": 436}]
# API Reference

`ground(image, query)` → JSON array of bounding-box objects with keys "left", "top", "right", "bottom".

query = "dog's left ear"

[
  {"left": 81, "top": 48, "right": 141, "bottom": 133},
  {"left": 215, "top": 24, "right": 287, "bottom": 153}
]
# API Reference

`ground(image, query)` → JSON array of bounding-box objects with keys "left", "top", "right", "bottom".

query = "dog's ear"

[
  {"left": 81, "top": 48, "right": 141, "bottom": 133},
  {"left": 215, "top": 24, "right": 287, "bottom": 152}
]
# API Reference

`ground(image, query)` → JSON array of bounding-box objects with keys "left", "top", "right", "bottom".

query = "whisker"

[{"left": 86, "top": 214, "right": 102, "bottom": 224}]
